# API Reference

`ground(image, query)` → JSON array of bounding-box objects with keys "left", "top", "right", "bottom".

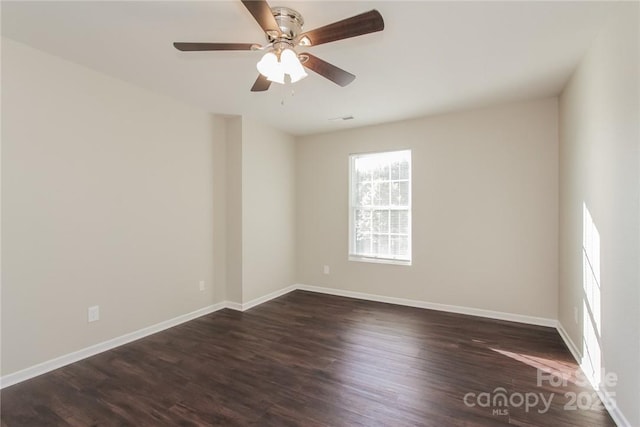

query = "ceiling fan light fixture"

[
  {"left": 257, "top": 51, "right": 285, "bottom": 83},
  {"left": 267, "top": 66, "right": 285, "bottom": 84},
  {"left": 256, "top": 51, "right": 278, "bottom": 77},
  {"left": 281, "top": 48, "right": 308, "bottom": 83},
  {"left": 257, "top": 49, "right": 307, "bottom": 85},
  {"left": 288, "top": 68, "right": 307, "bottom": 83},
  {"left": 174, "top": 1, "right": 385, "bottom": 92}
]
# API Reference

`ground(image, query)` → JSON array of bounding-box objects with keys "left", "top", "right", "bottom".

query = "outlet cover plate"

[{"left": 88, "top": 305, "right": 100, "bottom": 322}]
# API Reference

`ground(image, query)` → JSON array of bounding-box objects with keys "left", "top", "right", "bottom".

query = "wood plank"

[{"left": 0, "top": 291, "right": 615, "bottom": 426}]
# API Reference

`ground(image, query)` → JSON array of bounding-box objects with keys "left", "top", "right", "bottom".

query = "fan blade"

[
  {"left": 241, "top": 0, "right": 281, "bottom": 36},
  {"left": 173, "top": 42, "right": 255, "bottom": 51},
  {"left": 299, "top": 53, "right": 355, "bottom": 87},
  {"left": 298, "top": 10, "right": 384, "bottom": 47},
  {"left": 251, "top": 74, "right": 272, "bottom": 92}
]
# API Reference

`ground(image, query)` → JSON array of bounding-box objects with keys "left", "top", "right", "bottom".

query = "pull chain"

[{"left": 280, "top": 84, "right": 296, "bottom": 106}]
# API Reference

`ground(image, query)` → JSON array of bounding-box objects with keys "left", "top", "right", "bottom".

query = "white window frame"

[{"left": 348, "top": 149, "right": 412, "bottom": 266}]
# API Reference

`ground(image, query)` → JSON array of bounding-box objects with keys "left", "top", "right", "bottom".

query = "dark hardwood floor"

[{"left": 1, "top": 291, "right": 615, "bottom": 426}]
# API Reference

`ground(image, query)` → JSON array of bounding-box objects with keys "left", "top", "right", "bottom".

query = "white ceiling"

[{"left": 1, "top": 1, "right": 618, "bottom": 135}]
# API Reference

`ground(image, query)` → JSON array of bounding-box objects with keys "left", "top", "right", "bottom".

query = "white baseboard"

[
  {"left": 556, "top": 321, "right": 631, "bottom": 427},
  {"left": 298, "top": 285, "right": 631, "bottom": 426},
  {"left": 556, "top": 321, "right": 582, "bottom": 364},
  {"left": 296, "top": 284, "right": 557, "bottom": 327},
  {"left": 0, "top": 284, "right": 588, "bottom": 394},
  {"left": 1, "top": 284, "right": 299, "bottom": 389},
  {"left": 227, "top": 285, "right": 298, "bottom": 312},
  {"left": 596, "top": 384, "right": 632, "bottom": 427},
  {"left": 3, "top": 283, "right": 630, "bottom": 425},
  {"left": 223, "top": 301, "right": 243, "bottom": 311},
  {"left": 0, "top": 302, "right": 227, "bottom": 389}
]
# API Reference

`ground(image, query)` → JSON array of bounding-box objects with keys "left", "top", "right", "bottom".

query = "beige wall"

[
  {"left": 1, "top": 39, "right": 222, "bottom": 375},
  {"left": 1, "top": 38, "right": 298, "bottom": 377},
  {"left": 225, "top": 117, "right": 243, "bottom": 303},
  {"left": 559, "top": 4, "right": 639, "bottom": 425},
  {"left": 212, "top": 116, "right": 227, "bottom": 302},
  {"left": 241, "top": 118, "right": 296, "bottom": 303},
  {"left": 296, "top": 98, "right": 559, "bottom": 319},
  {"left": 222, "top": 116, "right": 297, "bottom": 305}
]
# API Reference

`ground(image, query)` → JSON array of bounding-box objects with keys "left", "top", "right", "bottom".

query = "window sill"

[{"left": 348, "top": 255, "right": 411, "bottom": 266}]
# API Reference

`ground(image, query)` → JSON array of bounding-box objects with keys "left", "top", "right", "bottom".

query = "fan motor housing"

[{"left": 269, "top": 7, "right": 304, "bottom": 41}]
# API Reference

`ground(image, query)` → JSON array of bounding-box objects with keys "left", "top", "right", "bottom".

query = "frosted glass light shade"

[
  {"left": 256, "top": 49, "right": 307, "bottom": 85},
  {"left": 281, "top": 48, "right": 308, "bottom": 83},
  {"left": 257, "top": 52, "right": 278, "bottom": 76}
]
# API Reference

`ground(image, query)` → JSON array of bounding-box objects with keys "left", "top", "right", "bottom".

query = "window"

[{"left": 349, "top": 150, "right": 411, "bottom": 265}]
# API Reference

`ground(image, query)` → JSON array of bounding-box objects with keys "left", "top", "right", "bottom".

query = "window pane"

[
  {"left": 355, "top": 209, "right": 372, "bottom": 236},
  {"left": 390, "top": 182, "right": 399, "bottom": 205},
  {"left": 356, "top": 164, "right": 371, "bottom": 183},
  {"left": 390, "top": 210, "right": 409, "bottom": 234},
  {"left": 357, "top": 183, "right": 372, "bottom": 206},
  {"left": 390, "top": 160, "right": 400, "bottom": 180},
  {"left": 390, "top": 236, "right": 409, "bottom": 256},
  {"left": 372, "top": 210, "right": 389, "bottom": 233},
  {"left": 398, "top": 181, "right": 409, "bottom": 205},
  {"left": 391, "top": 181, "right": 409, "bottom": 206},
  {"left": 373, "top": 234, "right": 389, "bottom": 256},
  {"left": 373, "top": 182, "right": 389, "bottom": 206},
  {"left": 399, "top": 159, "right": 410, "bottom": 179},
  {"left": 356, "top": 235, "right": 372, "bottom": 254},
  {"left": 373, "top": 163, "right": 389, "bottom": 181}
]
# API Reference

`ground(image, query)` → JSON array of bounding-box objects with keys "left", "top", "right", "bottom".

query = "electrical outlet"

[
  {"left": 199, "top": 280, "right": 205, "bottom": 291},
  {"left": 323, "top": 265, "right": 330, "bottom": 275},
  {"left": 88, "top": 305, "right": 100, "bottom": 322},
  {"left": 574, "top": 306, "right": 578, "bottom": 324}
]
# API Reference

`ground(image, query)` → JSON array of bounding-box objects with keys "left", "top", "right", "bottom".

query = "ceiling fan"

[{"left": 173, "top": 0, "right": 384, "bottom": 92}]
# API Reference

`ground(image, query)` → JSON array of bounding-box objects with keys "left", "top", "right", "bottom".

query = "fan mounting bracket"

[{"left": 268, "top": 6, "right": 304, "bottom": 42}]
